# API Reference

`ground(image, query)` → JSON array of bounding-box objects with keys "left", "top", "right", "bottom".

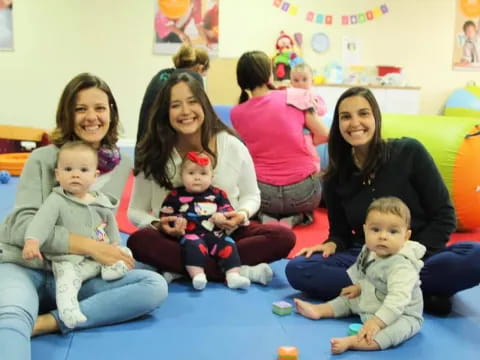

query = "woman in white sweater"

[{"left": 128, "top": 72, "right": 295, "bottom": 284}]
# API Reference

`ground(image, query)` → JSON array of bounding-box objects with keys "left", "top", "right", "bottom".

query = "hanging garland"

[{"left": 272, "top": 0, "right": 389, "bottom": 25}]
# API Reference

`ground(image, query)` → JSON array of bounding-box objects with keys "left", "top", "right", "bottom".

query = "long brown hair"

[
  {"left": 50, "top": 73, "right": 120, "bottom": 147},
  {"left": 236, "top": 50, "right": 275, "bottom": 104},
  {"left": 135, "top": 72, "right": 235, "bottom": 189},
  {"left": 323, "top": 87, "right": 388, "bottom": 183}
]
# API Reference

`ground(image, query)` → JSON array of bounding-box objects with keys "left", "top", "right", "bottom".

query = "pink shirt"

[
  {"left": 231, "top": 90, "right": 318, "bottom": 186},
  {"left": 286, "top": 87, "right": 327, "bottom": 116}
]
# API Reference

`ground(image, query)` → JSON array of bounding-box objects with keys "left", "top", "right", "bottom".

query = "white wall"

[
  {"left": 0, "top": 0, "right": 478, "bottom": 141},
  {"left": 1, "top": 0, "right": 172, "bottom": 141}
]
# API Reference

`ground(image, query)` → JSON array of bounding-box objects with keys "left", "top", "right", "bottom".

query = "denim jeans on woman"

[
  {"left": 0, "top": 263, "right": 168, "bottom": 360},
  {"left": 258, "top": 174, "right": 322, "bottom": 222},
  {"left": 286, "top": 242, "right": 480, "bottom": 300}
]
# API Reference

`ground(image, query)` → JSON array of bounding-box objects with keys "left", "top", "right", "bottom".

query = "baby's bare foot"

[
  {"left": 330, "top": 337, "right": 350, "bottom": 354},
  {"left": 294, "top": 298, "right": 333, "bottom": 320}
]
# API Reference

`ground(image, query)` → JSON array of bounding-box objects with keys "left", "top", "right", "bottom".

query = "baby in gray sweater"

[
  {"left": 22, "top": 141, "right": 131, "bottom": 328},
  {"left": 294, "top": 196, "right": 425, "bottom": 354}
]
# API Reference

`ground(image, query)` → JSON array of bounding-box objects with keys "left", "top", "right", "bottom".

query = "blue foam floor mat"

[
  {"left": 29, "top": 259, "right": 480, "bottom": 360},
  {"left": 0, "top": 177, "right": 478, "bottom": 359}
]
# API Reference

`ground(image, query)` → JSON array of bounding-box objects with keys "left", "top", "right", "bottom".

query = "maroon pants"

[{"left": 127, "top": 223, "right": 296, "bottom": 281}]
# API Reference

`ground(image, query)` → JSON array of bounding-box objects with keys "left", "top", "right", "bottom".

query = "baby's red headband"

[{"left": 186, "top": 151, "right": 210, "bottom": 167}]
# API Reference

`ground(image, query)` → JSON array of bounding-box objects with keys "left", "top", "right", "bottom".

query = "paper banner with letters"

[{"left": 272, "top": 0, "right": 389, "bottom": 25}]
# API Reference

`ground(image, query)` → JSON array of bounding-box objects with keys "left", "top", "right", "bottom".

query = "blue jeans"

[
  {"left": 258, "top": 174, "right": 322, "bottom": 217},
  {"left": 0, "top": 263, "right": 168, "bottom": 360},
  {"left": 285, "top": 242, "right": 480, "bottom": 300}
]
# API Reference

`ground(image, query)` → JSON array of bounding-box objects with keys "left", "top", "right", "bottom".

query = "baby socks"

[
  {"left": 192, "top": 273, "right": 208, "bottom": 290},
  {"left": 53, "top": 262, "right": 87, "bottom": 329},
  {"left": 226, "top": 272, "right": 250, "bottom": 289},
  {"left": 239, "top": 263, "right": 274, "bottom": 285},
  {"left": 163, "top": 271, "right": 184, "bottom": 284},
  {"left": 101, "top": 247, "right": 132, "bottom": 281}
]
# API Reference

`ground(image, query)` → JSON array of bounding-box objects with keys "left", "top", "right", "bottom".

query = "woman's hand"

[
  {"left": 155, "top": 216, "right": 187, "bottom": 237},
  {"left": 70, "top": 233, "right": 134, "bottom": 268},
  {"left": 295, "top": 242, "right": 337, "bottom": 258},
  {"left": 215, "top": 211, "right": 245, "bottom": 231},
  {"left": 89, "top": 242, "right": 135, "bottom": 269}
]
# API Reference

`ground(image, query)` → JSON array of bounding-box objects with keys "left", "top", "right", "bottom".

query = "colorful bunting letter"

[
  {"left": 281, "top": 2, "right": 290, "bottom": 12},
  {"left": 273, "top": 0, "right": 282, "bottom": 7},
  {"left": 288, "top": 5, "right": 299, "bottom": 15}
]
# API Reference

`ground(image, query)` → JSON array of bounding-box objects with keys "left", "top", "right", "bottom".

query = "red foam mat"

[{"left": 116, "top": 174, "right": 480, "bottom": 257}]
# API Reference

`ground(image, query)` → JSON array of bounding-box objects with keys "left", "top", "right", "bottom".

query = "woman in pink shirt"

[{"left": 231, "top": 51, "right": 329, "bottom": 228}]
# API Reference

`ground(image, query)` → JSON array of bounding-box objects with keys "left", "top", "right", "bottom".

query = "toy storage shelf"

[{"left": 314, "top": 84, "right": 421, "bottom": 114}]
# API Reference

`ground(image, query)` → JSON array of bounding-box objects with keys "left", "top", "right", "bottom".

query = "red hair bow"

[{"left": 186, "top": 152, "right": 210, "bottom": 166}]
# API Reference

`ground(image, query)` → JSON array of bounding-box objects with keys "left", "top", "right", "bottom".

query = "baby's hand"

[
  {"left": 340, "top": 284, "right": 361, "bottom": 299},
  {"left": 209, "top": 212, "right": 227, "bottom": 226},
  {"left": 358, "top": 317, "right": 385, "bottom": 344},
  {"left": 214, "top": 211, "right": 244, "bottom": 231},
  {"left": 22, "top": 238, "right": 43, "bottom": 260}
]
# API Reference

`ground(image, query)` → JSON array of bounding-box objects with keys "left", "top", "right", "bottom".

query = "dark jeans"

[
  {"left": 285, "top": 242, "right": 480, "bottom": 300},
  {"left": 128, "top": 223, "right": 296, "bottom": 281}
]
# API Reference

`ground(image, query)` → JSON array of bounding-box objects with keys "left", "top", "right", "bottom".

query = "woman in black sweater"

[{"left": 286, "top": 87, "right": 480, "bottom": 315}]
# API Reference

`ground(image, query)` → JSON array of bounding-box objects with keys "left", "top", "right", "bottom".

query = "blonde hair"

[
  {"left": 366, "top": 196, "right": 411, "bottom": 227},
  {"left": 172, "top": 45, "right": 210, "bottom": 71},
  {"left": 56, "top": 140, "right": 98, "bottom": 166},
  {"left": 291, "top": 63, "right": 313, "bottom": 76}
]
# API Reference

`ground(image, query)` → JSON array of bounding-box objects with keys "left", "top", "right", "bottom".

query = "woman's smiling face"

[{"left": 73, "top": 87, "right": 111, "bottom": 148}]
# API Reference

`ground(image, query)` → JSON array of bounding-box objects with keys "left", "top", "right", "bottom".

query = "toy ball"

[
  {"left": 444, "top": 85, "right": 480, "bottom": 118},
  {"left": 0, "top": 170, "right": 11, "bottom": 184}
]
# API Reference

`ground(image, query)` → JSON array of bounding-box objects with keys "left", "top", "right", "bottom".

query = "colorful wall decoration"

[
  {"left": 272, "top": 1, "right": 389, "bottom": 25},
  {"left": 0, "top": 0, "right": 13, "bottom": 51},
  {"left": 452, "top": 0, "right": 480, "bottom": 71},
  {"left": 153, "top": 0, "right": 219, "bottom": 56}
]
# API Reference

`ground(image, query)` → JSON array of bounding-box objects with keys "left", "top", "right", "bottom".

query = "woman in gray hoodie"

[{"left": 0, "top": 73, "right": 167, "bottom": 360}]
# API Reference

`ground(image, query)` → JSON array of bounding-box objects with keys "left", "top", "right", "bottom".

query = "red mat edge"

[{"left": 116, "top": 174, "right": 480, "bottom": 257}]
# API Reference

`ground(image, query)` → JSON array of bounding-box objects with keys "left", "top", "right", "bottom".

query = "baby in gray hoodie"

[
  {"left": 295, "top": 196, "right": 425, "bottom": 354},
  {"left": 21, "top": 141, "right": 131, "bottom": 329}
]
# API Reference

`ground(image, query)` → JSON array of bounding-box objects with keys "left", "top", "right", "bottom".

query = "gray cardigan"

[{"left": 0, "top": 144, "right": 132, "bottom": 268}]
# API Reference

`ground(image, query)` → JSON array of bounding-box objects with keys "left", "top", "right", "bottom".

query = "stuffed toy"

[{"left": 272, "top": 31, "right": 303, "bottom": 81}]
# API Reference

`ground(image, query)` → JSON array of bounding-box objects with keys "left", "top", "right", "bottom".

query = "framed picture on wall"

[
  {"left": 452, "top": 0, "right": 480, "bottom": 71},
  {"left": 0, "top": 0, "right": 13, "bottom": 51},
  {"left": 153, "top": 0, "right": 219, "bottom": 56}
]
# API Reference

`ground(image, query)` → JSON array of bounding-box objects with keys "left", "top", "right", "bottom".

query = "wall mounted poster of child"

[
  {"left": 153, "top": 0, "right": 219, "bottom": 56},
  {"left": 453, "top": 0, "right": 480, "bottom": 70},
  {"left": 0, "top": 0, "right": 13, "bottom": 51}
]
